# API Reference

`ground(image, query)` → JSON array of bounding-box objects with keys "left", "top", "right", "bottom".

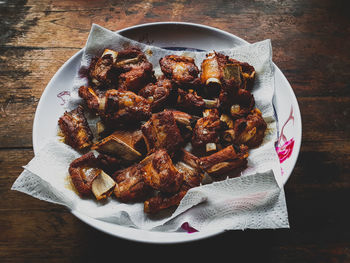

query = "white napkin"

[{"left": 12, "top": 24, "right": 289, "bottom": 232}]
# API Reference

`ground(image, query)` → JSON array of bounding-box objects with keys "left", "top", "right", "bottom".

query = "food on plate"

[
  {"left": 223, "top": 108, "right": 267, "bottom": 148},
  {"left": 59, "top": 47, "right": 267, "bottom": 213},
  {"left": 199, "top": 145, "right": 249, "bottom": 177},
  {"left": 141, "top": 110, "right": 184, "bottom": 155},
  {"left": 79, "top": 86, "right": 151, "bottom": 126},
  {"left": 159, "top": 55, "right": 200, "bottom": 88},
  {"left": 191, "top": 108, "right": 222, "bottom": 152},
  {"left": 69, "top": 152, "right": 117, "bottom": 197},
  {"left": 138, "top": 76, "right": 174, "bottom": 111},
  {"left": 92, "top": 129, "right": 144, "bottom": 162},
  {"left": 58, "top": 105, "right": 93, "bottom": 150}
]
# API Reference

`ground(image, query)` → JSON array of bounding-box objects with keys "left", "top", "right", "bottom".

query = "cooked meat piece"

[
  {"left": 69, "top": 152, "right": 119, "bottom": 197},
  {"left": 113, "top": 163, "right": 152, "bottom": 202},
  {"left": 118, "top": 62, "right": 155, "bottom": 93},
  {"left": 78, "top": 86, "right": 101, "bottom": 111},
  {"left": 141, "top": 110, "right": 184, "bottom": 155},
  {"left": 144, "top": 150, "right": 203, "bottom": 214},
  {"left": 58, "top": 105, "right": 93, "bottom": 150},
  {"left": 191, "top": 108, "right": 221, "bottom": 151},
  {"left": 96, "top": 153, "right": 122, "bottom": 175},
  {"left": 144, "top": 190, "right": 187, "bottom": 214},
  {"left": 92, "top": 129, "right": 144, "bottom": 162},
  {"left": 166, "top": 110, "right": 198, "bottom": 141},
  {"left": 220, "top": 88, "right": 255, "bottom": 119},
  {"left": 230, "top": 58, "right": 256, "bottom": 90},
  {"left": 159, "top": 55, "right": 200, "bottom": 88},
  {"left": 142, "top": 149, "right": 183, "bottom": 193},
  {"left": 116, "top": 47, "right": 155, "bottom": 92},
  {"left": 200, "top": 52, "right": 242, "bottom": 97},
  {"left": 175, "top": 149, "right": 203, "bottom": 189},
  {"left": 79, "top": 86, "right": 151, "bottom": 125},
  {"left": 224, "top": 108, "right": 267, "bottom": 148},
  {"left": 89, "top": 49, "right": 119, "bottom": 87},
  {"left": 69, "top": 152, "right": 100, "bottom": 196},
  {"left": 138, "top": 77, "right": 173, "bottom": 111},
  {"left": 103, "top": 89, "right": 151, "bottom": 124},
  {"left": 177, "top": 88, "right": 205, "bottom": 114},
  {"left": 199, "top": 145, "right": 249, "bottom": 177}
]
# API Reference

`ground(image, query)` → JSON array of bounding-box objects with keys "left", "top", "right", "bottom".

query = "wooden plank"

[{"left": 0, "top": 47, "right": 79, "bottom": 148}]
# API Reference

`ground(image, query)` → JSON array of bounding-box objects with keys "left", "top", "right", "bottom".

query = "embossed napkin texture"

[{"left": 12, "top": 24, "right": 289, "bottom": 231}]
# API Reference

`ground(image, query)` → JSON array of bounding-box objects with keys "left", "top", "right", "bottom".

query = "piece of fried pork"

[
  {"left": 69, "top": 152, "right": 119, "bottom": 198},
  {"left": 191, "top": 108, "right": 222, "bottom": 153},
  {"left": 199, "top": 144, "right": 249, "bottom": 177},
  {"left": 79, "top": 86, "right": 151, "bottom": 126},
  {"left": 144, "top": 150, "right": 203, "bottom": 214},
  {"left": 159, "top": 55, "right": 200, "bottom": 88},
  {"left": 141, "top": 110, "right": 184, "bottom": 155},
  {"left": 116, "top": 47, "right": 155, "bottom": 92},
  {"left": 58, "top": 105, "right": 93, "bottom": 150},
  {"left": 223, "top": 108, "right": 267, "bottom": 148},
  {"left": 138, "top": 77, "right": 174, "bottom": 111}
]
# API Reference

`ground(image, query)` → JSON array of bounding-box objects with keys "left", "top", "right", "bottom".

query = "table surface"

[{"left": 1, "top": 0, "right": 349, "bottom": 262}]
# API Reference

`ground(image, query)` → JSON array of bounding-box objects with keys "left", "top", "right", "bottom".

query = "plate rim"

[{"left": 32, "top": 21, "right": 302, "bottom": 243}]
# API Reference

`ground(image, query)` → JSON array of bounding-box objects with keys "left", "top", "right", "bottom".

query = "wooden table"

[{"left": 1, "top": 0, "right": 349, "bottom": 261}]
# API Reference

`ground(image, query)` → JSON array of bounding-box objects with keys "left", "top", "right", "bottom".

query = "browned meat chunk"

[
  {"left": 144, "top": 150, "right": 203, "bottom": 214},
  {"left": 159, "top": 55, "right": 200, "bottom": 88},
  {"left": 230, "top": 58, "right": 256, "bottom": 90},
  {"left": 199, "top": 145, "right": 249, "bottom": 177},
  {"left": 142, "top": 149, "right": 183, "bottom": 193},
  {"left": 220, "top": 88, "right": 255, "bottom": 119},
  {"left": 177, "top": 88, "right": 205, "bottom": 114},
  {"left": 144, "top": 191, "right": 187, "bottom": 214},
  {"left": 78, "top": 86, "right": 100, "bottom": 111},
  {"left": 89, "top": 49, "right": 118, "bottom": 87},
  {"left": 224, "top": 108, "right": 267, "bottom": 148},
  {"left": 58, "top": 105, "right": 93, "bottom": 150},
  {"left": 69, "top": 152, "right": 119, "bottom": 197},
  {"left": 92, "top": 129, "right": 144, "bottom": 162},
  {"left": 191, "top": 108, "right": 221, "bottom": 152},
  {"left": 141, "top": 110, "right": 184, "bottom": 155},
  {"left": 116, "top": 48, "right": 155, "bottom": 92},
  {"left": 79, "top": 86, "right": 151, "bottom": 125},
  {"left": 138, "top": 77, "right": 173, "bottom": 111},
  {"left": 113, "top": 163, "right": 152, "bottom": 202},
  {"left": 200, "top": 52, "right": 256, "bottom": 95}
]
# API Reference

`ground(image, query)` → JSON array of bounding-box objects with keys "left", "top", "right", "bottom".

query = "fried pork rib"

[
  {"left": 191, "top": 108, "right": 221, "bottom": 152},
  {"left": 92, "top": 129, "right": 144, "bottom": 162},
  {"left": 142, "top": 149, "right": 183, "bottom": 193},
  {"left": 199, "top": 145, "right": 249, "bottom": 177},
  {"left": 159, "top": 55, "right": 200, "bottom": 87},
  {"left": 116, "top": 48, "right": 155, "bottom": 93},
  {"left": 69, "top": 152, "right": 118, "bottom": 197},
  {"left": 113, "top": 163, "right": 152, "bottom": 202},
  {"left": 144, "top": 150, "right": 203, "bottom": 214},
  {"left": 200, "top": 52, "right": 256, "bottom": 96},
  {"left": 138, "top": 77, "right": 173, "bottom": 111},
  {"left": 141, "top": 110, "right": 184, "bottom": 155},
  {"left": 89, "top": 49, "right": 118, "bottom": 87},
  {"left": 223, "top": 108, "right": 267, "bottom": 148},
  {"left": 114, "top": 149, "right": 183, "bottom": 202},
  {"left": 220, "top": 88, "right": 255, "bottom": 119},
  {"left": 89, "top": 47, "right": 155, "bottom": 91},
  {"left": 177, "top": 88, "right": 205, "bottom": 114},
  {"left": 79, "top": 86, "right": 151, "bottom": 125},
  {"left": 58, "top": 105, "right": 93, "bottom": 150}
]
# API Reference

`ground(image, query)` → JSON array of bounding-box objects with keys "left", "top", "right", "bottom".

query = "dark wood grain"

[{"left": 1, "top": 0, "right": 349, "bottom": 262}]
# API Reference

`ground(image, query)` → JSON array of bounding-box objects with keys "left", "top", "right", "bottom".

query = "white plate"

[{"left": 32, "top": 22, "right": 302, "bottom": 243}]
